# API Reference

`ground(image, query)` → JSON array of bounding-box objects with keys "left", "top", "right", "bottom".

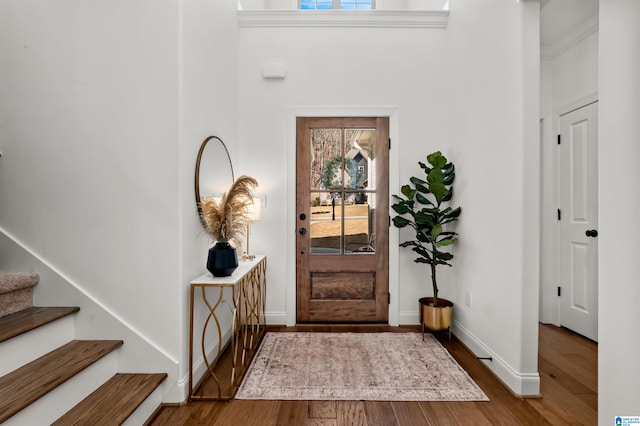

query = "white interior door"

[{"left": 558, "top": 102, "right": 598, "bottom": 341}]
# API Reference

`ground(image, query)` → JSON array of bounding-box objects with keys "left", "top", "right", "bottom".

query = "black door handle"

[
  {"left": 299, "top": 228, "right": 307, "bottom": 235},
  {"left": 586, "top": 229, "right": 598, "bottom": 238}
]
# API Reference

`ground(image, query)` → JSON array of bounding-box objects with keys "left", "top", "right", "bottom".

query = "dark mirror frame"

[{"left": 194, "top": 136, "right": 235, "bottom": 227}]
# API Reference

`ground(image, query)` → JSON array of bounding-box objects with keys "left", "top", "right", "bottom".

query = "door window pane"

[
  {"left": 344, "top": 198, "right": 375, "bottom": 253},
  {"left": 310, "top": 128, "right": 342, "bottom": 191},
  {"left": 309, "top": 127, "right": 376, "bottom": 255}
]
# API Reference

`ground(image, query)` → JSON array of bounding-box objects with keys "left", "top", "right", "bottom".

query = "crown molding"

[
  {"left": 541, "top": 14, "right": 598, "bottom": 61},
  {"left": 238, "top": 10, "right": 449, "bottom": 28}
]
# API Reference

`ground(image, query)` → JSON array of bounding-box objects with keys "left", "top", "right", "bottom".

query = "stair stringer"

[{"left": 0, "top": 229, "right": 182, "bottom": 405}]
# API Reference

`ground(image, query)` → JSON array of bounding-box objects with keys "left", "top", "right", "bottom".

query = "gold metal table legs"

[{"left": 189, "top": 256, "right": 266, "bottom": 400}]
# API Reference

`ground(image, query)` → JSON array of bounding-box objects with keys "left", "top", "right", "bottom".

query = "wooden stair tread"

[
  {"left": 0, "top": 339, "right": 123, "bottom": 423},
  {"left": 0, "top": 306, "right": 80, "bottom": 343},
  {"left": 53, "top": 373, "right": 167, "bottom": 425}
]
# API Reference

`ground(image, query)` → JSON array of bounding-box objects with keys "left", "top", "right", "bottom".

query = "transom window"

[{"left": 300, "top": 0, "right": 374, "bottom": 10}]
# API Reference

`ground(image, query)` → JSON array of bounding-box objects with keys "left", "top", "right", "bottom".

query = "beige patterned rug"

[{"left": 235, "top": 332, "right": 488, "bottom": 401}]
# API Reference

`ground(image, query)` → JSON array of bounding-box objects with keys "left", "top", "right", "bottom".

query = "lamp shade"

[{"left": 247, "top": 197, "right": 262, "bottom": 221}]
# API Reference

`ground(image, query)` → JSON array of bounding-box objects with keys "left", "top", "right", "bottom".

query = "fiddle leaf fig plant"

[{"left": 391, "top": 151, "right": 461, "bottom": 307}]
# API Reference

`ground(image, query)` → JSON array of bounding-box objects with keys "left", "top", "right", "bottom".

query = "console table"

[{"left": 188, "top": 255, "right": 266, "bottom": 400}]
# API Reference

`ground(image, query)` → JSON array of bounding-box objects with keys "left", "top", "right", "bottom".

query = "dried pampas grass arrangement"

[{"left": 199, "top": 175, "right": 258, "bottom": 247}]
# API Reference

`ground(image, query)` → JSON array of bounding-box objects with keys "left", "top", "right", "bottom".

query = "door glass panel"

[
  {"left": 309, "top": 127, "right": 376, "bottom": 255},
  {"left": 310, "top": 128, "right": 343, "bottom": 191},
  {"left": 344, "top": 196, "right": 375, "bottom": 253},
  {"left": 310, "top": 193, "right": 342, "bottom": 254}
]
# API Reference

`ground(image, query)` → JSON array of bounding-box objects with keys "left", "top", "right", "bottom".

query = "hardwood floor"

[{"left": 147, "top": 324, "right": 597, "bottom": 425}]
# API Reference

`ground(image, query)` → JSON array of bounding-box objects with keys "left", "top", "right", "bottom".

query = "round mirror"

[{"left": 194, "top": 136, "right": 235, "bottom": 227}]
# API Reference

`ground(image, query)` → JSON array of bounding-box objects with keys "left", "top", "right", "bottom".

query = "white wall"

[
  {"left": 178, "top": 0, "right": 240, "bottom": 391},
  {"left": 599, "top": 0, "right": 640, "bottom": 421},
  {"left": 0, "top": 0, "right": 183, "bottom": 384},
  {"left": 551, "top": 32, "right": 599, "bottom": 110},
  {"left": 237, "top": 0, "right": 540, "bottom": 395}
]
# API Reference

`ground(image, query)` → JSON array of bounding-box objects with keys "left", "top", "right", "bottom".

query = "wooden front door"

[{"left": 296, "top": 117, "right": 389, "bottom": 323}]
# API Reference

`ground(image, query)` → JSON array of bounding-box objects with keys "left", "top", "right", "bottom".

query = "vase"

[
  {"left": 206, "top": 241, "right": 238, "bottom": 277},
  {"left": 419, "top": 297, "right": 453, "bottom": 331}
]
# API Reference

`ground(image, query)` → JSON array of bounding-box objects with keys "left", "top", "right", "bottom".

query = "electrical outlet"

[{"left": 465, "top": 291, "right": 472, "bottom": 308}]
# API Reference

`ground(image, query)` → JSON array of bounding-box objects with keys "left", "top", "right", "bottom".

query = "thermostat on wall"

[{"left": 262, "top": 63, "right": 287, "bottom": 79}]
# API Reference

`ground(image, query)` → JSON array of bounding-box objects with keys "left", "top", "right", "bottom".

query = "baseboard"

[
  {"left": 451, "top": 320, "right": 540, "bottom": 397},
  {"left": 265, "top": 311, "right": 287, "bottom": 325},
  {"left": 398, "top": 310, "right": 420, "bottom": 326}
]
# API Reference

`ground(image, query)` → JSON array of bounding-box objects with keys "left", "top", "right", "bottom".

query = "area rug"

[{"left": 235, "top": 332, "right": 488, "bottom": 401}]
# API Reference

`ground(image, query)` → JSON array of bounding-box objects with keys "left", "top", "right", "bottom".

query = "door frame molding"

[
  {"left": 540, "top": 91, "right": 598, "bottom": 326},
  {"left": 286, "top": 106, "right": 400, "bottom": 326}
]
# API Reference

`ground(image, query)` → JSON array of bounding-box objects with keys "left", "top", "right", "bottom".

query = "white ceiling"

[{"left": 540, "top": 0, "right": 599, "bottom": 48}]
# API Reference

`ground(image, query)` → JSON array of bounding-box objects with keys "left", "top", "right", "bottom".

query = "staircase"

[{"left": 0, "top": 273, "right": 167, "bottom": 425}]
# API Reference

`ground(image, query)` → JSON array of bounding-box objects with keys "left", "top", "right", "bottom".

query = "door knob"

[
  {"left": 585, "top": 229, "right": 598, "bottom": 237},
  {"left": 299, "top": 227, "right": 307, "bottom": 235}
]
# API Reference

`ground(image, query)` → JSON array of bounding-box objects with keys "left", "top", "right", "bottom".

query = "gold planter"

[{"left": 419, "top": 297, "right": 453, "bottom": 332}]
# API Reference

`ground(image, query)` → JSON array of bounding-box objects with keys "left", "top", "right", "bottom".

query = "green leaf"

[
  {"left": 414, "top": 212, "right": 434, "bottom": 227},
  {"left": 391, "top": 203, "right": 412, "bottom": 215},
  {"left": 441, "top": 217, "right": 459, "bottom": 225},
  {"left": 410, "top": 176, "right": 427, "bottom": 186},
  {"left": 399, "top": 241, "right": 417, "bottom": 248},
  {"left": 400, "top": 185, "right": 416, "bottom": 200},
  {"left": 427, "top": 168, "right": 444, "bottom": 185},
  {"left": 418, "top": 161, "right": 431, "bottom": 173},
  {"left": 415, "top": 193, "right": 433, "bottom": 205},
  {"left": 442, "top": 162, "right": 455, "bottom": 175},
  {"left": 443, "top": 207, "right": 461, "bottom": 219},
  {"left": 435, "top": 252, "right": 454, "bottom": 261},
  {"left": 442, "top": 172, "right": 455, "bottom": 185},
  {"left": 442, "top": 207, "right": 461, "bottom": 223},
  {"left": 429, "top": 182, "right": 448, "bottom": 204},
  {"left": 392, "top": 216, "right": 411, "bottom": 228},
  {"left": 413, "top": 246, "right": 433, "bottom": 261},
  {"left": 431, "top": 224, "right": 442, "bottom": 240},
  {"left": 435, "top": 238, "right": 456, "bottom": 247},
  {"left": 415, "top": 183, "right": 430, "bottom": 194},
  {"left": 412, "top": 247, "right": 433, "bottom": 264},
  {"left": 427, "top": 151, "right": 447, "bottom": 169},
  {"left": 416, "top": 231, "right": 431, "bottom": 242},
  {"left": 438, "top": 231, "right": 458, "bottom": 237},
  {"left": 442, "top": 186, "right": 453, "bottom": 202},
  {"left": 421, "top": 206, "right": 440, "bottom": 215}
]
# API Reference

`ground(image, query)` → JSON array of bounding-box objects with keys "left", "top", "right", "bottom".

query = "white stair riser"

[
  {"left": 122, "top": 384, "right": 166, "bottom": 426},
  {"left": 2, "top": 349, "right": 119, "bottom": 426},
  {"left": 0, "top": 315, "right": 75, "bottom": 377}
]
